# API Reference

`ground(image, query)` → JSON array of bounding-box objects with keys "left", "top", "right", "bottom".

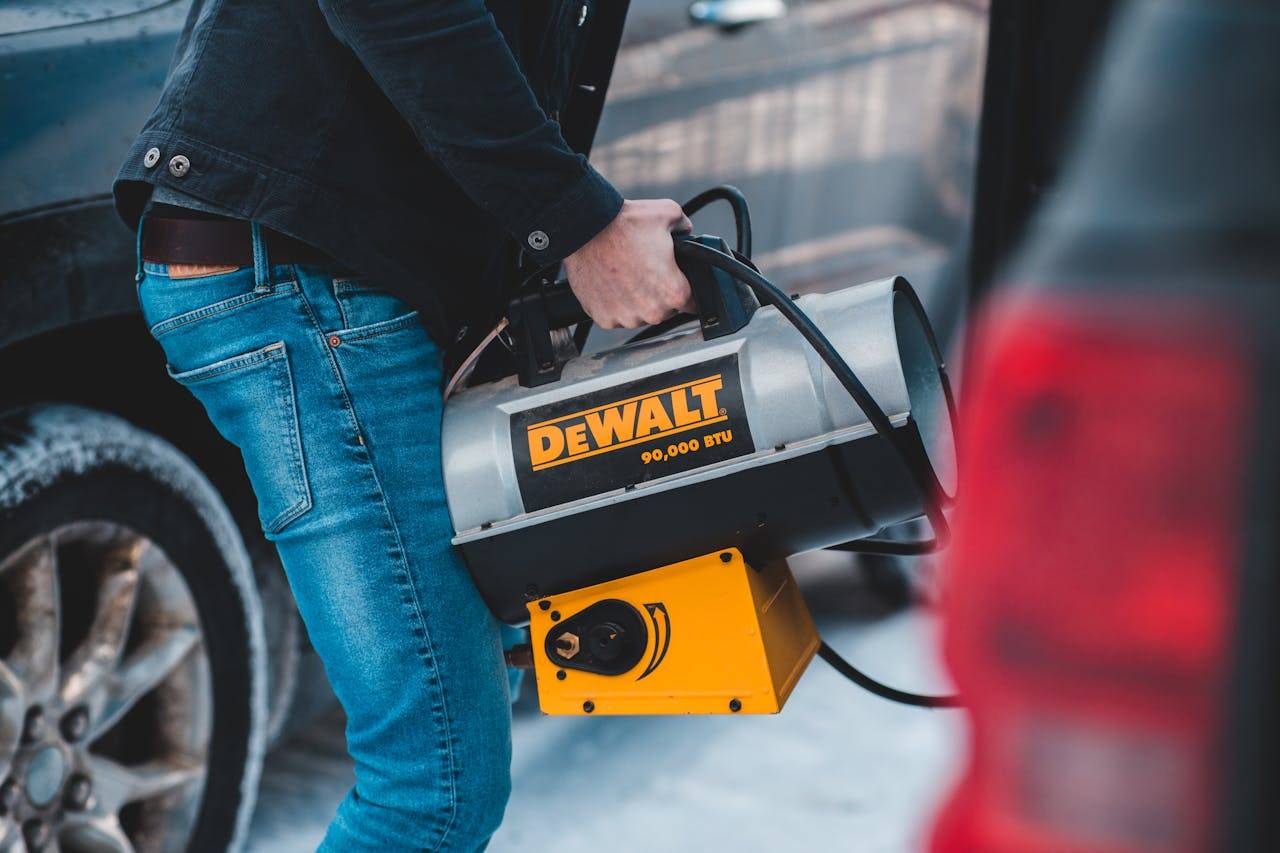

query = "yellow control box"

[{"left": 528, "top": 549, "right": 819, "bottom": 715}]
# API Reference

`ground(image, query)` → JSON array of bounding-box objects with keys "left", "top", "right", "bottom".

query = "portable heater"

[{"left": 442, "top": 187, "right": 959, "bottom": 714}]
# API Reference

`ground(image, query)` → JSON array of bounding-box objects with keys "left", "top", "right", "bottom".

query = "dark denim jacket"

[{"left": 114, "top": 0, "right": 622, "bottom": 342}]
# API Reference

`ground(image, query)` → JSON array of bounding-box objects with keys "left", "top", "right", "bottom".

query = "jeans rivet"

[{"left": 328, "top": 335, "right": 341, "bottom": 347}]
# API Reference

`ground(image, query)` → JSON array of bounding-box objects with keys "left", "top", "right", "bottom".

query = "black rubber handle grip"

[{"left": 535, "top": 233, "right": 753, "bottom": 336}]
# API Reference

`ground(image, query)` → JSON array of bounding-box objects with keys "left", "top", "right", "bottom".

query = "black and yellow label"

[{"left": 512, "top": 354, "right": 755, "bottom": 511}]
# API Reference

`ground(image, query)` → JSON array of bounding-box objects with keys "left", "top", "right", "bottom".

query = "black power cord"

[
  {"left": 676, "top": 187, "right": 961, "bottom": 710},
  {"left": 818, "top": 642, "right": 960, "bottom": 709}
]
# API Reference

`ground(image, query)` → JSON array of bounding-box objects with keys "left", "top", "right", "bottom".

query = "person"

[{"left": 112, "top": 0, "right": 693, "bottom": 848}]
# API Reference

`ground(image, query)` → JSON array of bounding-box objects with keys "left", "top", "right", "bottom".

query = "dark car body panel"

[{"left": 0, "top": 0, "right": 188, "bottom": 349}]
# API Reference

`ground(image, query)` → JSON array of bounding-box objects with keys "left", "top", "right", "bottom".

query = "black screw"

[
  {"left": 550, "top": 611, "right": 561, "bottom": 622},
  {"left": 719, "top": 552, "right": 732, "bottom": 563},
  {"left": 538, "top": 600, "right": 551, "bottom": 611},
  {"left": 729, "top": 698, "right": 742, "bottom": 713},
  {"left": 61, "top": 706, "right": 90, "bottom": 743},
  {"left": 582, "top": 700, "right": 595, "bottom": 713},
  {"left": 64, "top": 774, "right": 92, "bottom": 812},
  {"left": 556, "top": 670, "right": 566, "bottom": 681},
  {"left": 22, "top": 819, "right": 51, "bottom": 851},
  {"left": 21, "top": 707, "right": 44, "bottom": 743},
  {"left": 0, "top": 778, "right": 18, "bottom": 814}
]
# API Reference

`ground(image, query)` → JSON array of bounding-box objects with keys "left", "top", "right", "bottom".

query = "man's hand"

[{"left": 562, "top": 199, "right": 695, "bottom": 329}]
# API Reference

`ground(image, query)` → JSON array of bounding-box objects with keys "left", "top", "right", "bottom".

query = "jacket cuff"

[{"left": 515, "top": 162, "right": 623, "bottom": 265}]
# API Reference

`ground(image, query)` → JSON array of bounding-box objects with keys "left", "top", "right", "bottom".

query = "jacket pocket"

[{"left": 168, "top": 341, "right": 312, "bottom": 536}]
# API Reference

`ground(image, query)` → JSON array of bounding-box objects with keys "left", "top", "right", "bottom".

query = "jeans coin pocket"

[
  {"left": 168, "top": 341, "right": 313, "bottom": 536},
  {"left": 332, "top": 278, "right": 414, "bottom": 331}
]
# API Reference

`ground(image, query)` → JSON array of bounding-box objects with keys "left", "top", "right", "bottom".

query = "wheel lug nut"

[
  {"left": 60, "top": 707, "right": 90, "bottom": 743},
  {"left": 21, "top": 707, "right": 44, "bottom": 743},
  {"left": 64, "top": 774, "right": 92, "bottom": 811},
  {"left": 0, "top": 778, "right": 17, "bottom": 813},
  {"left": 22, "top": 819, "right": 51, "bottom": 851}
]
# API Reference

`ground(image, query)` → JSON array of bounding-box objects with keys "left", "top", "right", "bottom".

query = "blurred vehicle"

[
  {"left": 0, "top": 0, "right": 986, "bottom": 848},
  {"left": 933, "top": 0, "right": 1280, "bottom": 850}
]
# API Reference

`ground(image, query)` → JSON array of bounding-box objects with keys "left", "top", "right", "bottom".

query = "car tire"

[{"left": 0, "top": 404, "right": 267, "bottom": 853}]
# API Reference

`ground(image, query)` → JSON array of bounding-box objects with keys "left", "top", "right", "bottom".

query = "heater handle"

[
  {"left": 508, "top": 233, "right": 757, "bottom": 387},
  {"left": 519, "top": 234, "right": 757, "bottom": 336}
]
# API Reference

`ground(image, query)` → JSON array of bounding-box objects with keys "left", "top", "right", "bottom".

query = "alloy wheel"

[{"left": 0, "top": 522, "right": 212, "bottom": 852}]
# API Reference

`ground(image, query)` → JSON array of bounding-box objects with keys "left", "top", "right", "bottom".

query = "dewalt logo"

[{"left": 526, "top": 374, "right": 727, "bottom": 471}]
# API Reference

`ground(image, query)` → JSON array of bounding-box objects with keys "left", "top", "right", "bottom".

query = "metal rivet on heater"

[
  {"left": 582, "top": 700, "right": 595, "bottom": 713},
  {"left": 550, "top": 611, "right": 561, "bottom": 622},
  {"left": 556, "top": 670, "right": 567, "bottom": 680},
  {"left": 720, "top": 552, "right": 732, "bottom": 563},
  {"left": 729, "top": 698, "right": 742, "bottom": 713},
  {"left": 538, "top": 600, "right": 551, "bottom": 611}
]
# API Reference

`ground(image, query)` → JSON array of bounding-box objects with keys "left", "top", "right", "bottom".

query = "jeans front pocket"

[
  {"left": 169, "top": 341, "right": 313, "bottom": 535},
  {"left": 332, "top": 278, "right": 414, "bottom": 330}
]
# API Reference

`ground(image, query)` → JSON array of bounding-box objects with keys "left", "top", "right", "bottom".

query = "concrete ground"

[{"left": 247, "top": 552, "right": 964, "bottom": 853}]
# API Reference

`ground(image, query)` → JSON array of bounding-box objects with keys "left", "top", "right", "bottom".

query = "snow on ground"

[{"left": 247, "top": 553, "right": 964, "bottom": 853}]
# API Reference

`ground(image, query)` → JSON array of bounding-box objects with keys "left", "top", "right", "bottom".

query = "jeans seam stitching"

[
  {"left": 167, "top": 341, "right": 285, "bottom": 384},
  {"left": 329, "top": 311, "right": 421, "bottom": 343},
  {"left": 150, "top": 280, "right": 298, "bottom": 338},
  {"left": 293, "top": 280, "right": 461, "bottom": 845},
  {"left": 262, "top": 343, "right": 312, "bottom": 533}
]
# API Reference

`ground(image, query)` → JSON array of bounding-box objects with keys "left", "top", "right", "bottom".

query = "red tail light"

[{"left": 932, "top": 295, "right": 1253, "bottom": 853}]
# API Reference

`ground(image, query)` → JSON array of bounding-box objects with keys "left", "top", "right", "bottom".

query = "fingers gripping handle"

[
  {"left": 528, "top": 234, "right": 757, "bottom": 335},
  {"left": 508, "top": 233, "right": 757, "bottom": 388}
]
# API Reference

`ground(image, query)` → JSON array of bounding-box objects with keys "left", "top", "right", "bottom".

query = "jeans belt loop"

[{"left": 251, "top": 222, "right": 272, "bottom": 292}]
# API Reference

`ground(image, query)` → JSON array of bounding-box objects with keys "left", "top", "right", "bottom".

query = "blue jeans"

[{"left": 136, "top": 228, "right": 512, "bottom": 851}]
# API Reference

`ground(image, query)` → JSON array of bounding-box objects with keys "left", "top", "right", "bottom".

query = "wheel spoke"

[
  {"left": 87, "top": 754, "right": 205, "bottom": 816},
  {"left": 0, "top": 660, "right": 22, "bottom": 775},
  {"left": 60, "top": 568, "right": 141, "bottom": 710},
  {"left": 1, "top": 536, "right": 60, "bottom": 702},
  {"left": 0, "top": 817, "right": 20, "bottom": 851},
  {"left": 91, "top": 625, "right": 200, "bottom": 739},
  {"left": 59, "top": 813, "right": 137, "bottom": 853}
]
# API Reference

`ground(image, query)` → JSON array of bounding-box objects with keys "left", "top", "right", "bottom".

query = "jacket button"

[
  {"left": 143, "top": 147, "right": 161, "bottom": 168},
  {"left": 168, "top": 155, "right": 191, "bottom": 178},
  {"left": 527, "top": 230, "right": 550, "bottom": 251}
]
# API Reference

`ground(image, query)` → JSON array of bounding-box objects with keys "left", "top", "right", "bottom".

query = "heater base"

[{"left": 529, "top": 549, "right": 820, "bottom": 716}]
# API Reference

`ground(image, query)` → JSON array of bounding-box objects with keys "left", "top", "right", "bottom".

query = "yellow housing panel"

[{"left": 528, "top": 549, "right": 820, "bottom": 715}]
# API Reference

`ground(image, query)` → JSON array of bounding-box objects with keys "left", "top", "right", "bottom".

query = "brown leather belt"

[{"left": 142, "top": 217, "right": 335, "bottom": 267}]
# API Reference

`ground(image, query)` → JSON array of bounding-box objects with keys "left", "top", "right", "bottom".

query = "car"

[{"left": 932, "top": 0, "right": 1280, "bottom": 849}]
